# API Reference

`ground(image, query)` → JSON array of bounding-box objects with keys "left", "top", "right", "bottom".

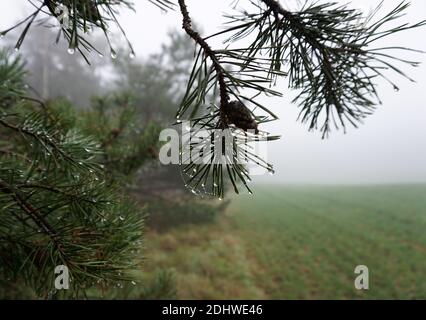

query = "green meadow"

[{"left": 142, "top": 185, "right": 426, "bottom": 299}]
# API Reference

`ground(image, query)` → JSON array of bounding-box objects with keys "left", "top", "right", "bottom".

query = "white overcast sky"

[{"left": 1, "top": 0, "right": 425, "bottom": 184}]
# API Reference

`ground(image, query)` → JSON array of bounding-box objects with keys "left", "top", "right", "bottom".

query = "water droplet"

[
  {"left": 131, "top": 281, "right": 137, "bottom": 286},
  {"left": 213, "top": 183, "right": 218, "bottom": 188},
  {"left": 111, "top": 50, "right": 117, "bottom": 59},
  {"left": 218, "top": 197, "right": 223, "bottom": 201},
  {"left": 119, "top": 216, "right": 125, "bottom": 221},
  {"left": 67, "top": 48, "right": 75, "bottom": 55},
  {"left": 393, "top": 85, "right": 400, "bottom": 92},
  {"left": 0, "top": 33, "right": 5, "bottom": 39},
  {"left": 14, "top": 47, "right": 19, "bottom": 52},
  {"left": 129, "top": 52, "right": 135, "bottom": 59}
]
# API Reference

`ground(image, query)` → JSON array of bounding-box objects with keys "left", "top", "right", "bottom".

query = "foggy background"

[{"left": 1, "top": 0, "right": 425, "bottom": 185}]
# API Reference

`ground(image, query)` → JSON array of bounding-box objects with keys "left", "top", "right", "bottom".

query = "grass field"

[{"left": 142, "top": 185, "right": 426, "bottom": 299}]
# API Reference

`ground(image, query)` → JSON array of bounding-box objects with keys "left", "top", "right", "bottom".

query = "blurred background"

[{"left": 0, "top": 0, "right": 425, "bottom": 299}]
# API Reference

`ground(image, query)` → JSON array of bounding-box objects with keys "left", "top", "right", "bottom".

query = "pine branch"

[
  {"left": 178, "top": 0, "right": 229, "bottom": 116},
  {"left": 0, "top": 50, "right": 149, "bottom": 297},
  {"left": 222, "top": 0, "right": 426, "bottom": 137},
  {"left": 0, "top": 178, "right": 67, "bottom": 264},
  {"left": 176, "top": 0, "right": 281, "bottom": 198}
]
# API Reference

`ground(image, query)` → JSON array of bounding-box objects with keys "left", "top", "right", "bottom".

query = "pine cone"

[{"left": 224, "top": 100, "right": 258, "bottom": 133}]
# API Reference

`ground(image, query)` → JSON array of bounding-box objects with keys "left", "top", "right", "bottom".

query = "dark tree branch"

[
  {"left": 178, "top": 0, "right": 229, "bottom": 114},
  {"left": 0, "top": 118, "right": 74, "bottom": 162},
  {"left": 0, "top": 178, "right": 62, "bottom": 250},
  {"left": 261, "top": 0, "right": 291, "bottom": 17}
]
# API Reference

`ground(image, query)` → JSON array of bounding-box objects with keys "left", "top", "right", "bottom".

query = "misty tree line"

[{"left": 2, "top": 27, "right": 190, "bottom": 117}]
